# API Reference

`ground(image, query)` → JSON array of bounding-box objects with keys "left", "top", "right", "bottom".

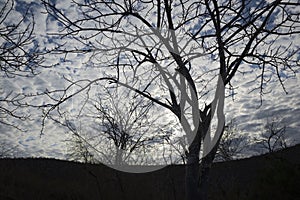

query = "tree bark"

[
  {"left": 199, "top": 142, "right": 220, "bottom": 200},
  {"left": 185, "top": 130, "right": 201, "bottom": 200},
  {"left": 185, "top": 141, "right": 220, "bottom": 200},
  {"left": 185, "top": 112, "right": 221, "bottom": 200},
  {"left": 185, "top": 149, "right": 201, "bottom": 200}
]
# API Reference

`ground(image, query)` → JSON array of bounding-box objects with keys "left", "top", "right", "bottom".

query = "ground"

[{"left": 0, "top": 144, "right": 299, "bottom": 200}]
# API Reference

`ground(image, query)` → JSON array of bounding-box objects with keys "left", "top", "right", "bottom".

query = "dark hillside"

[
  {"left": 208, "top": 144, "right": 300, "bottom": 200},
  {"left": 0, "top": 144, "right": 299, "bottom": 200}
]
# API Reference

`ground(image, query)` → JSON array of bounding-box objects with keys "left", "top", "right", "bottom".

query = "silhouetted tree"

[
  {"left": 34, "top": 0, "right": 300, "bottom": 199},
  {"left": 215, "top": 120, "right": 249, "bottom": 161},
  {"left": 164, "top": 134, "right": 188, "bottom": 164},
  {"left": 66, "top": 127, "right": 97, "bottom": 164},
  {"left": 64, "top": 87, "right": 172, "bottom": 166},
  {"left": 255, "top": 116, "right": 289, "bottom": 154}
]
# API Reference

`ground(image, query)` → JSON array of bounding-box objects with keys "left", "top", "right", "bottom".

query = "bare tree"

[
  {"left": 164, "top": 134, "right": 188, "bottom": 164},
  {"left": 215, "top": 120, "right": 249, "bottom": 162},
  {"left": 64, "top": 87, "right": 173, "bottom": 166},
  {"left": 66, "top": 129, "right": 97, "bottom": 164},
  {"left": 31, "top": 0, "right": 300, "bottom": 199},
  {"left": 93, "top": 89, "right": 171, "bottom": 165},
  {"left": 255, "top": 116, "right": 289, "bottom": 154}
]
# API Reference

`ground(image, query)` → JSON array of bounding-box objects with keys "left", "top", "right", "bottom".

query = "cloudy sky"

[{"left": 1, "top": 0, "right": 300, "bottom": 165}]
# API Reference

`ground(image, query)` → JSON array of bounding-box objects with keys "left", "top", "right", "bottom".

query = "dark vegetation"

[{"left": 0, "top": 144, "right": 299, "bottom": 200}]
